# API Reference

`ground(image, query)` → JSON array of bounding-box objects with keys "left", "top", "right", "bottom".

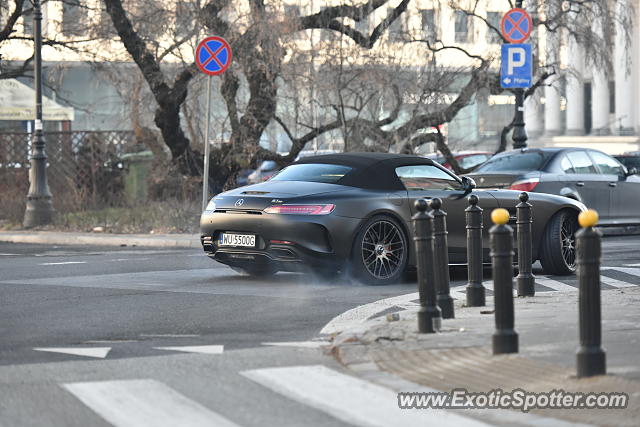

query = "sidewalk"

[
  {"left": 0, "top": 230, "right": 200, "bottom": 248},
  {"left": 329, "top": 287, "right": 640, "bottom": 426}
]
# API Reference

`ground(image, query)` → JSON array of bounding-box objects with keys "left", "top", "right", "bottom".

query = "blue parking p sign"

[{"left": 501, "top": 44, "right": 532, "bottom": 88}]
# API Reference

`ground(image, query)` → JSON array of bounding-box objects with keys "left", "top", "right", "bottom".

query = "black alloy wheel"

[
  {"left": 351, "top": 216, "right": 408, "bottom": 285},
  {"left": 539, "top": 210, "right": 578, "bottom": 275}
]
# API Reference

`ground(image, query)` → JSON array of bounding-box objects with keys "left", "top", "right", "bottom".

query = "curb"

[
  {"left": 0, "top": 231, "right": 201, "bottom": 248},
  {"left": 601, "top": 225, "right": 640, "bottom": 236}
]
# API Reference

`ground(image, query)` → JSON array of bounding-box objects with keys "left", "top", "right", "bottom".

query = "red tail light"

[
  {"left": 263, "top": 204, "right": 335, "bottom": 215},
  {"left": 509, "top": 178, "right": 539, "bottom": 192}
]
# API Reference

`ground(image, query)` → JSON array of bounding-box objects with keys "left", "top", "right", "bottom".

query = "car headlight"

[{"left": 204, "top": 199, "right": 216, "bottom": 212}]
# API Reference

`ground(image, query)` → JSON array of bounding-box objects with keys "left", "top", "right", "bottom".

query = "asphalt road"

[{"left": 1, "top": 236, "right": 639, "bottom": 426}]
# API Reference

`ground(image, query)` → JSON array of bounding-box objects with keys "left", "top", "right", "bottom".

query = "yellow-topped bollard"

[
  {"left": 578, "top": 209, "right": 599, "bottom": 228},
  {"left": 491, "top": 208, "right": 510, "bottom": 225},
  {"left": 575, "top": 208, "right": 605, "bottom": 377},
  {"left": 489, "top": 207, "right": 518, "bottom": 354}
]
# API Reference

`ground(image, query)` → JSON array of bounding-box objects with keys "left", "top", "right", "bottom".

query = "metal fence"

[{"left": 0, "top": 131, "right": 137, "bottom": 220}]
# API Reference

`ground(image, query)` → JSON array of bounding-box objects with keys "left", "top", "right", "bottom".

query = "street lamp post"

[
  {"left": 23, "top": 0, "right": 54, "bottom": 227},
  {"left": 512, "top": 0, "right": 528, "bottom": 149}
]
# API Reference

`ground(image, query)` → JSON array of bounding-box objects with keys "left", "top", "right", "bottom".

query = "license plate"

[{"left": 219, "top": 233, "right": 256, "bottom": 247}]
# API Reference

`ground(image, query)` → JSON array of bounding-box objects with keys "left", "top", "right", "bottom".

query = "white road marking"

[
  {"left": 482, "top": 281, "right": 518, "bottom": 296},
  {"left": 39, "top": 261, "right": 87, "bottom": 266},
  {"left": 154, "top": 345, "right": 224, "bottom": 354},
  {"left": 603, "top": 266, "right": 640, "bottom": 276},
  {"left": 107, "top": 258, "right": 151, "bottom": 262},
  {"left": 140, "top": 334, "right": 200, "bottom": 338},
  {"left": 599, "top": 276, "right": 636, "bottom": 288},
  {"left": 534, "top": 278, "right": 576, "bottom": 292},
  {"left": 449, "top": 287, "right": 466, "bottom": 300},
  {"left": 242, "top": 365, "right": 487, "bottom": 427},
  {"left": 262, "top": 341, "right": 328, "bottom": 349},
  {"left": 320, "top": 292, "right": 419, "bottom": 335},
  {"left": 623, "top": 263, "right": 640, "bottom": 267},
  {"left": 33, "top": 347, "right": 111, "bottom": 358},
  {"left": 0, "top": 253, "right": 19, "bottom": 256},
  {"left": 63, "top": 379, "right": 239, "bottom": 427}
]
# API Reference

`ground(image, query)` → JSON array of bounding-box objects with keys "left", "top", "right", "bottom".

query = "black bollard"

[
  {"left": 430, "top": 198, "right": 454, "bottom": 319},
  {"left": 576, "top": 210, "right": 606, "bottom": 378},
  {"left": 465, "top": 195, "right": 485, "bottom": 307},
  {"left": 516, "top": 192, "right": 535, "bottom": 297},
  {"left": 412, "top": 199, "right": 442, "bottom": 333},
  {"left": 490, "top": 208, "right": 519, "bottom": 354}
]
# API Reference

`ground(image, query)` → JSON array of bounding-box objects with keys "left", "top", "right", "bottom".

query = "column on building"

[
  {"left": 591, "top": 18, "right": 611, "bottom": 135},
  {"left": 543, "top": 30, "right": 562, "bottom": 136},
  {"left": 565, "top": 34, "right": 585, "bottom": 135},
  {"left": 614, "top": 0, "right": 635, "bottom": 135},
  {"left": 524, "top": 93, "right": 544, "bottom": 140}
]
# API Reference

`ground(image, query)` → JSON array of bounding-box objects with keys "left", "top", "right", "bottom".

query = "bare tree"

[{"left": 100, "top": 0, "right": 631, "bottom": 190}]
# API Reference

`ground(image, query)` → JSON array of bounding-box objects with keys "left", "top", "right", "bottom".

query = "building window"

[
  {"left": 486, "top": 12, "right": 501, "bottom": 44},
  {"left": 388, "top": 7, "right": 406, "bottom": 42},
  {"left": 285, "top": 5, "right": 302, "bottom": 39},
  {"left": 62, "top": 0, "right": 87, "bottom": 37},
  {"left": 454, "top": 10, "right": 470, "bottom": 43},
  {"left": 421, "top": 9, "right": 436, "bottom": 42},
  {"left": 175, "top": 1, "right": 194, "bottom": 38},
  {"left": 22, "top": 1, "right": 33, "bottom": 35},
  {"left": 354, "top": 5, "right": 372, "bottom": 34},
  {"left": 97, "top": 6, "right": 116, "bottom": 38},
  {"left": 609, "top": 81, "right": 615, "bottom": 114}
]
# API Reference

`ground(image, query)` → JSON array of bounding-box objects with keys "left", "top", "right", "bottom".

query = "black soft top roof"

[{"left": 293, "top": 152, "right": 436, "bottom": 191}]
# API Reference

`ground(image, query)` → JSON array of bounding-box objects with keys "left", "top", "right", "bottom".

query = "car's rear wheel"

[
  {"left": 539, "top": 210, "right": 578, "bottom": 276},
  {"left": 230, "top": 265, "right": 278, "bottom": 277},
  {"left": 350, "top": 215, "right": 408, "bottom": 285}
]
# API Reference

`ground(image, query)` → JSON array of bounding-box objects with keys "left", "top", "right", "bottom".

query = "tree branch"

[{"left": 0, "top": 0, "right": 25, "bottom": 43}]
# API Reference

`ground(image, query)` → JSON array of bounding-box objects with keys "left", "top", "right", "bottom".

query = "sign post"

[
  {"left": 500, "top": 4, "right": 532, "bottom": 149},
  {"left": 195, "top": 36, "right": 232, "bottom": 211}
]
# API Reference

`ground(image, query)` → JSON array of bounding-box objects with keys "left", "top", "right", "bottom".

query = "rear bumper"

[{"left": 199, "top": 210, "right": 362, "bottom": 271}]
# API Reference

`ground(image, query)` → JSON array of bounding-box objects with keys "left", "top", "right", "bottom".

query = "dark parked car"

[
  {"left": 615, "top": 152, "right": 640, "bottom": 171},
  {"left": 425, "top": 151, "right": 492, "bottom": 171},
  {"left": 200, "top": 153, "right": 586, "bottom": 284},
  {"left": 247, "top": 160, "right": 280, "bottom": 184},
  {"left": 469, "top": 147, "right": 640, "bottom": 226}
]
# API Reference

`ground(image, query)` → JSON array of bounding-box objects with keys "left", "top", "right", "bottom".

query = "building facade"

[{"left": 1, "top": 1, "right": 637, "bottom": 153}]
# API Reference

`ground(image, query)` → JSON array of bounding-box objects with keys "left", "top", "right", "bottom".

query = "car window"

[
  {"left": 589, "top": 151, "right": 624, "bottom": 176},
  {"left": 260, "top": 160, "right": 277, "bottom": 171},
  {"left": 459, "top": 154, "right": 490, "bottom": 169},
  {"left": 395, "top": 165, "right": 462, "bottom": 191},
  {"left": 615, "top": 156, "right": 640, "bottom": 170},
  {"left": 270, "top": 163, "right": 352, "bottom": 183},
  {"left": 560, "top": 156, "right": 575, "bottom": 174},
  {"left": 566, "top": 151, "right": 597, "bottom": 174},
  {"left": 475, "top": 151, "right": 550, "bottom": 172}
]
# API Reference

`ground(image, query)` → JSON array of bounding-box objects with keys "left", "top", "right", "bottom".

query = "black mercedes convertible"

[{"left": 200, "top": 153, "right": 586, "bottom": 285}]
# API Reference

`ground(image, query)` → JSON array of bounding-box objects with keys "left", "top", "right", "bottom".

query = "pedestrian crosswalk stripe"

[
  {"left": 153, "top": 345, "right": 224, "bottom": 354},
  {"left": 242, "top": 365, "right": 488, "bottom": 427},
  {"left": 599, "top": 276, "right": 635, "bottom": 288},
  {"left": 482, "top": 281, "right": 517, "bottom": 296},
  {"left": 533, "top": 278, "right": 576, "bottom": 292},
  {"left": 33, "top": 347, "right": 111, "bottom": 359},
  {"left": 262, "top": 341, "right": 328, "bottom": 349},
  {"left": 63, "top": 379, "right": 239, "bottom": 427}
]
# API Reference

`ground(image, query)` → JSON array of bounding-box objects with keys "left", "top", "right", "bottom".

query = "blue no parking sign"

[
  {"left": 195, "top": 36, "right": 232, "bottom": 76},
  {"left": 500, "top": 44, "right": 532, "bottom": 89}
]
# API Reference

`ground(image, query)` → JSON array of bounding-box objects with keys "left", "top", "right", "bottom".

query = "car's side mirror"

[
  {"left": 625, "top": 167, "right": 638, "bottom": 177},
  {"left": 461, "top": 176, "right": 477, "bottom": 192}
]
